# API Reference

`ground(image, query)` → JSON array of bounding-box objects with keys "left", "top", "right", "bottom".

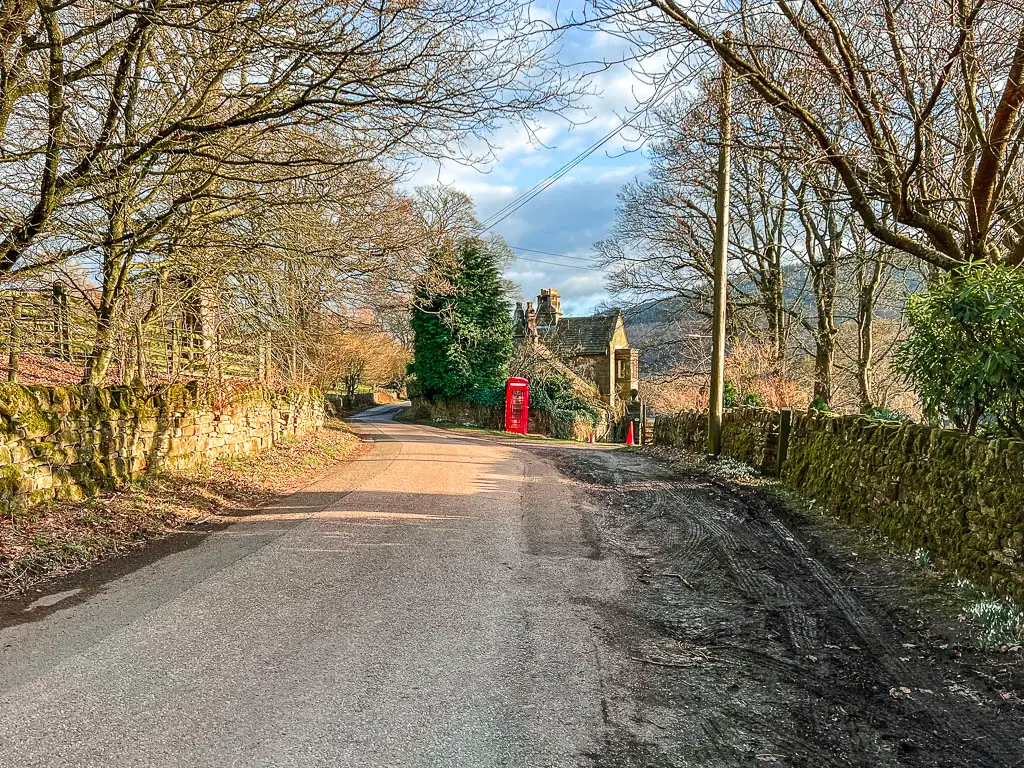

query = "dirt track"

[{"left": 544, "top": 445, "right": 1024, "bottom": 767}]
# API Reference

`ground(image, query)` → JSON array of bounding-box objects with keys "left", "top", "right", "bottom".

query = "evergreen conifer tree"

[{"left": 412, "top": 238, "right": 513, "bottom": 400}]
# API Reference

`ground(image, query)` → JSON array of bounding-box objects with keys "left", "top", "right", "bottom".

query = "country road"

[
  {"left": 0, "top": 406, "right": 623, "bottom": 767},
  {"left": 2, "top": 406, "right": 1023, "bottom": 767}
]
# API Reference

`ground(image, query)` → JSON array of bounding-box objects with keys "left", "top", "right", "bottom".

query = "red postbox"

[{"left": 504, "top": 377, "right": 530, "bottom": 435}]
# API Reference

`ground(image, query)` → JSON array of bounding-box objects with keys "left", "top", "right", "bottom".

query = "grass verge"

[{"left": 0, "top": 420, "right": 361, "bottom": 598}]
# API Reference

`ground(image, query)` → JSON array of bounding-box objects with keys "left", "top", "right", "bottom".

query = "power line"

[
  {"left": 481, "top": 121, "right": 636, "bottom": 232},
  {"left": 506, "top": 246, "right": 659, "bottom": 273},
  {"left": 481, "top": 82, "right": 682, "bottom": 233},
  {"left": 508, "top": 245, "right": 594, "bottom": 262},
  {"left": 507, "top": 245, "right": 656, "bottom": 269},
  {"left": 507, "top": 253, "right": 604, "bottom": 271}
]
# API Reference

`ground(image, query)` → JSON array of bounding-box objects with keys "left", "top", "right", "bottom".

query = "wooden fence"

[{"left": 0, "top": 285, "right": 268, "bottom": 386}]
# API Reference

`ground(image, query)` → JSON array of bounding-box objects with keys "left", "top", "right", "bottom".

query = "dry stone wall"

[
  {"left": 654, "top": 407, "right": 1024, "bottom": 605},
  {"left": 653, "top": 407, "right": 781, "bottom": 471},
  {"left": 408, "top": 398, "right": 611, "bottom": 441},
  {"left": 0, "top": 383, "right": 324, "bottom": 507},
  {"left": 408, "top": 399, "right": 503, "bottom": 430}
]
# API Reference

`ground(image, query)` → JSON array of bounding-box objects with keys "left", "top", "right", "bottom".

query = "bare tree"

[
  {"left": 595, "top": 81, "right": 805, "bottom": 367},
  {"left": 794, "top": 170, "right": 847, "bottom": 401},
  {"left": 1, "top": 0, "right": 578, "bottom": 278},
  {"left": 596, "top": 0, "right": 1024, "bottom": 270}
]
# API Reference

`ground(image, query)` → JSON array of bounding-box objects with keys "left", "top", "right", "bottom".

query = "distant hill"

[{"left": 615, "top": 261, "right": 925, "bottom": 375}]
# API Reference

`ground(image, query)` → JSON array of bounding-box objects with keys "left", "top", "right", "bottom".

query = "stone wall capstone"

[
  {"left": 0, "top": 382, "right": 324, "bottom": 507},
  {"left": 654, "top": 407, "right": 1024, "bottom": 605}
]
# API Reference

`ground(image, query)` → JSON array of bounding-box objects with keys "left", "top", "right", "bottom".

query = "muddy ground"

[{"left": 545, "top": 445, "right": 1024, "bottom": 768}]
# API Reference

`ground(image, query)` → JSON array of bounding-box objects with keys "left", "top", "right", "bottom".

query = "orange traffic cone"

[{"left": 626, "top": 420, "right": 635, "bottom": 446}]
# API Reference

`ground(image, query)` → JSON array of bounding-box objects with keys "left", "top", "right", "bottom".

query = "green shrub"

[
  {"left": 404, "top": 373, "right": 421, "bottom": 401},
  {"left": 861, "top": 405, "right": 911, "bottom": 422},
  {"left": 529, "top": 375, "right": 602, "bottom": 426},
  {"left": 723, "top": 380, "right": 738, "bottom": 409},
  {"left": 897, "top": 262, "right": 1024, "bottom": 437},
  {"left": 741, "top": 392, "right": 765, "bottom": 407},
  {"left": 464, "top": 386, "right": 504, "bottom": 408},
  {"left": 809, "top": 394, "right": 832, "bottom": 413}
]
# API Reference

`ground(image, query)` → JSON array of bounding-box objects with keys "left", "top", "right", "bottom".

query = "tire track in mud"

[
  {"left": 544, "top": 447, "right": 1024, "bottom": 768},
  {"left": 651, "top": 478, "right": 834, "bottom": 661}
]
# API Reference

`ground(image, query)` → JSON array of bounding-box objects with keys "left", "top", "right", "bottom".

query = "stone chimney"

[
  {"left": 535, "top": 288, "right": 562, "bottom": 328},
  {"left": 525, "top": 301, "right": 538, "bottom": 340},
  {"left": 512, "top": 301, "right": 526, "bottom": 336}
]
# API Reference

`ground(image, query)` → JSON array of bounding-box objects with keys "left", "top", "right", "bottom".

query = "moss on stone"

[
  {"left": 0, "top": 465, "right": 31, "bottom": 499},
  {"left": 0, "top": 381, "right": 324, "bottom": 511},
  {"left": 0, "top": 383, "right": 38, "bottom": 418},
  {"left": 14, "top": 407, "right": 60, "bottom": 440}
]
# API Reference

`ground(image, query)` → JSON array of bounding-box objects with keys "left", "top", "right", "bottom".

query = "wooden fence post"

[
  {"left": 169, "top": 322, "right": 181, "bottom": 376},
  {"left": 51, "top": 282, "right": 71, "bottom": 361},
  {"left": 777, "top": 409, "right": 792, "bottom": 476},
  {"left": 263, "top": 335, "right": 269, "bottom": 384},
  {"left": 135, "top": 318, "right": 147, "bottom": 386},
  {"left": 257, "top": 334, "right": 267, "bottom": 384},
  {"left": 7, "top": 295, "right": 20, "bottom": 383}
]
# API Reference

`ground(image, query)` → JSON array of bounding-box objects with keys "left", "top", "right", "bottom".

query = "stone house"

[{"left": 513, "top": 288, "right": 639, "bottom": 413}]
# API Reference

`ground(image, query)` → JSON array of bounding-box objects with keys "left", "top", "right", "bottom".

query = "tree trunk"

[
  {"left": 82, "top": 312, "right": 116, "bottom": 385},
  {"left": 813, "top": 321, "right": 836, "bottom": 403},
  {"left": 857, "top": 323, "right": 873, "bottom": 409},
  {"left": 345, "top": 372, "right": 359, "bottom": 401},
  {"left": 856, "top": 283, "right": 875, "bottom": 409},
  {"left": 811, "top": 267, "right": 838, "bottom": 404},
  {"left": 84, "top": 199, "right": 131, "bottom": 385},
  {"left": 854, "top": 240, "right": 885, "bottom": 410},
  {"left": 764, "top": 266, "right": 786, "bottom": 360}
]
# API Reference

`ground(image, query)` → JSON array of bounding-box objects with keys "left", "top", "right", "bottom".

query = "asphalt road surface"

[{"left": 0, "top": 406, "right": 623, "bottom": 767}]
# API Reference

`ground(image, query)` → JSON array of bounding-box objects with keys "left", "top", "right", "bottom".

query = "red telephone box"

[{"left": 505, "top": 377, "right": 530, "bottom": 434}]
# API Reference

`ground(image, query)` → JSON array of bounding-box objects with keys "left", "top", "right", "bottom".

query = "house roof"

[
  {"left": 509, "top": 341, "right": 602, "bottom": 405},
  {"left": 538, "top": 314, "right": 620, "bottom": 357}
]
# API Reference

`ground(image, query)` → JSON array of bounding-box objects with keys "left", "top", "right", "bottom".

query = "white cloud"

[
  {"left": 596, "top": 165, "right": 641, "bottom": 183},
  {"left": 402, "top": 19, "right": 662, "bottom": 313}
]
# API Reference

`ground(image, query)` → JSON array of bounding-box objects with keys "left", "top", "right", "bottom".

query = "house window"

[{"left": 617, "top": 357, "right": 629, "bottom": 381}]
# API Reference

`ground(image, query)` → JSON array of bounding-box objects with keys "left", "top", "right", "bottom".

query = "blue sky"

[{"left": 408, "top": 2, "right": 658, "bottom": 317}]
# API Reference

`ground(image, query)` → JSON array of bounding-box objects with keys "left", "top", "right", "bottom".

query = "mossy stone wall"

[
  {"left": 652, "top": 411, "right": 706, "bottom": 453},
  {"left": 654, "top": 407, "right": 1024, "bottom": 605},
  {"left": 721, "top": 407, "right": 780, "bottom": 470},
  {"left": 410, "top": 399, "right": 610, "bottom": 441},
  {"left": 409, "top": 399, "right": 504, "bottom": 430},
  {"left": 0, "top": 383, "right": 324, "bottom": 508},
  {"left": 653, "top": 407, "right": 779, "bottom": 471}
]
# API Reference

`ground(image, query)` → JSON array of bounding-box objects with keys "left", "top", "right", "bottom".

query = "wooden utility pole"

[{"left": 708, "top": 33, "right": 733, "bottom": 456}]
